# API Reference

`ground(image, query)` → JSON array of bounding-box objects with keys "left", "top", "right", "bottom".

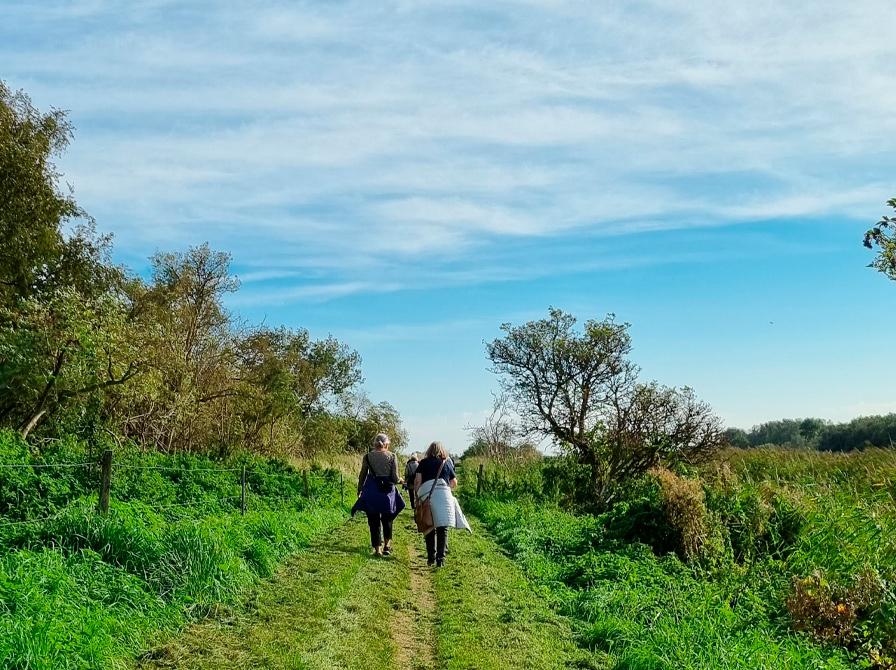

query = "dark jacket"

[{"left": 351, "top": 451, "right": 405, "bottom": 518}]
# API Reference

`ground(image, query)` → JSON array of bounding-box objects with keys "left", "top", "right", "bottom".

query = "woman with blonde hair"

[
  {"left": 351, "top": 433, "right": 405, "bottom": 556},
  {"left": 414, "top": 441, "right": 471, "bottom": 567}
]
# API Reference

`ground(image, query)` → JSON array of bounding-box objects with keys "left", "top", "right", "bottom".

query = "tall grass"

[
  {"left": 463, "top": 447, "right": 896, "bottom": 669},
  {"left": 469, "top": 498, "right": 852, "bottom": 670},
  {"left": 0, "top": 430, "right": 350, "bottom": 669}
]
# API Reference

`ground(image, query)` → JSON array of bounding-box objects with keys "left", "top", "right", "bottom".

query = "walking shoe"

[
  {"left": 427, "top": 557, "right": 435, "bottom": 567},
  {"left": 373, "top": 546, "right": 383, "bottom": 557},
  {"left": 435, "top": 559, "right": 444, "bottom": 568},
  {"left": 382, "top": 542, "right": 392, "bottom": 556}
]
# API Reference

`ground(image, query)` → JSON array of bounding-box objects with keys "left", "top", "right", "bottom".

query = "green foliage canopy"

[
  {"left": 864, "top": 197, "right": 896, "bottom": 281},
  {"left": 0, "top": 80, "right": 399, "bottom": 457}
]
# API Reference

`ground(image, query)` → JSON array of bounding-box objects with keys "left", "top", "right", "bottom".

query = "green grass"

[
  {"left": 137, "top": 511, "right": 603, "bottom": 670},
  {"left": 138, "top": 516, "right": 407, "bottom": 670},
  {"left": 468, "top": 499, "right": 853, "bottom": 670},
  {"left": 432, "top": 520, "right": 605, "bottom": 670},
  {"left": 0, "top": 430, "right": 351, "bottom": 669},
  {"left": 461, "top": 447, "right": 896, "bottom": 668}
]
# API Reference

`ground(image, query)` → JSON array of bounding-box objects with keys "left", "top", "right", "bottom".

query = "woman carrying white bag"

[{"left": 414, "top": 441, "right": 471, "bottom": 567}]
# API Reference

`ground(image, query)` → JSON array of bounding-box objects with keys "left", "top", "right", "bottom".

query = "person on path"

[
  {"left": 351, "top": 433, "right": 406, "bottom": 556},
  {"left": 414, "top": 441, "right": 471, "bottom": 567},
  {"left": 404, "top": 453, "right": 419, "bottom": 509}
]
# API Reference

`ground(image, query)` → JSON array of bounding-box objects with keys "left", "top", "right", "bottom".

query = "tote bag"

[{"left": 414, "top": 459, "right": 447, "bottom": 535}]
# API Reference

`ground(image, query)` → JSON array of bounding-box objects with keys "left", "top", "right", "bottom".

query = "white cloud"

[{"left": 3, "top": 0, "right": 895, "bottom": 299}]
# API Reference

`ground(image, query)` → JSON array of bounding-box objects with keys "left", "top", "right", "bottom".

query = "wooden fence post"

[
  {"left": 476, "top": 463, "right": 484, "bottom": 496},
  {"left": 98, "top": 449, "right": 113, "bottom": 514},
  {"left": 240, "top": 466, "right": 247, "bottom": 515}
]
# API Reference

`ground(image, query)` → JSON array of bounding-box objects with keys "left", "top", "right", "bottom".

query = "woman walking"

[
  {"left": 415, "top": 441, "right": 471, "bottom": 567},
  {"left": 351, "top": 433, "right": 405, "bottom": 556}
]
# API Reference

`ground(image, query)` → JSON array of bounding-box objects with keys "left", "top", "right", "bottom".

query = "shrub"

[
  {"left": 651, "top": 468, "right": 711, "bottom": 561},
  {"left": 787, "top": 569, "right": 894, "bottom": 668},
  {"left": 471, "top": 497, "right": 853, "bottom": 670}
]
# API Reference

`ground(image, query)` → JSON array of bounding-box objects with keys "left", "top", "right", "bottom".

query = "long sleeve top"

[{"left": 357, "top": 450, "right": 399, "bottom": 493}]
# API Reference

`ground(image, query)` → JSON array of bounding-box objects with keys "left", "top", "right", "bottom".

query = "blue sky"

[{"left": 3, "top": 1, "right": 895, "bottom": 451}]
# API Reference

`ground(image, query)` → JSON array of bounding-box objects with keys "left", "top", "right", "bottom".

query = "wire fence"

[
  {"left": 0, "top": 462, "right": 95, "bottom": 469},
  {"left": 0, "top": 450, "right": 350, "bottom": 530},
  {"left": 113, "top": 464, "right": 243, "bottom": 472}
]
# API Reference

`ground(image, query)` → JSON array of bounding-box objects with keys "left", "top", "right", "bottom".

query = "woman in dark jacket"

[
  {"left": 414, "top": 441, "right": 462, "bottom": 567},
  {"left": 351, "top": 433, "right": 405, "bottom": 556}
]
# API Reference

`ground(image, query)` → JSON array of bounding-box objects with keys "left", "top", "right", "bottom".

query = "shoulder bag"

[{"left": 414, "top": 458, "right": 447, "bottom": 535}]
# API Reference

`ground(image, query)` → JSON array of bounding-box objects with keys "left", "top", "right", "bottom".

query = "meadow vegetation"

[
  {"left": 462, "top": 448, "right": 896, "bottom": 669},
  {"left": 0, "top": 429, "right": 350, "bottom": 669}
]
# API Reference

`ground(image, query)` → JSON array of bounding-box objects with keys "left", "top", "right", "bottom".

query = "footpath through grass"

[{"left": 139, "top": 513, "right": 602, "bottom": 670}]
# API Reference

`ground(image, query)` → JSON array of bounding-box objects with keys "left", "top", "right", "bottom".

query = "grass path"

[
  {"left": 392, "top": 537, "right": 437, "bottom": 670},
  {"left": 137, "top": 513, "right": 602, "bottom": 670},
  {"left": 431, "top": 524, "right": 603, "bottom": 670}
]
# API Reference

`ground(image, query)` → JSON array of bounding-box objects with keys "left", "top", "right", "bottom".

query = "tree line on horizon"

[
  {"left": 724, "top": 414, "right": 896, "bottom": 452},
  {"left": 0, "top": 81, "right": 404, "bottom": 456}
]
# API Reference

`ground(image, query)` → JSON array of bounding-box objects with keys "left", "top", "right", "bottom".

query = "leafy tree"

[
  {"left": 750, "top": 419, "right": 808, "bottom": 447},
  {"left": 817, "top": 414, "right": 896, "bottom": 452},
  {"left": 799, "top": 417, "right": 827, "bottom": 443},
  {"left": 342, "top": 392, "right": 407, "bottom": 453},
  {"left": 730, "top": 418, "right": 829, "bottom": 448},
  {"left": 864, "top": 198, "right": 896, "bottom": 281},
  {"left": 487, "top": 308, "right": 724, "bottom": 506},
  {"left": 0, "top": 82, "right": 119, "bottom": 305},
  {"left": 111, "top": 244, "right": 239, "bottom": 452},
  {"left": 0, "top": 289, "right": 139, "bottom": 437},
  {"left": 235, "top": 326, "right": 362, "bottom": 453},
  {"left": 0, "top": 81, "right": 138, "bottom": 438}
]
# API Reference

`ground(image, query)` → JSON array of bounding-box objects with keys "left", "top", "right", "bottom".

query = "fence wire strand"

[
  {"left": 114, "top": 464, "right": 242, "bottom": 473},
  {"left": 0, "top": 449, "right": 348, "bottom": 527},
  {"left": 0, "top": 462, "right": 96, "bottom": 470}
]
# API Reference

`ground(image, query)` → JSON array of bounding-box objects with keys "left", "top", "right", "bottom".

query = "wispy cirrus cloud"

[{"left": 3, "top": 0, "right": 895, "bottom": 302}]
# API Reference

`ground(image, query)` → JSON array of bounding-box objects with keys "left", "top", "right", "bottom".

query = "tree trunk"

[
  {"left": 19, "top": 350, "right": 65, "bottom": 439},
  {"left": 20, "top": 408, "right": 48, "bottom": 439}
]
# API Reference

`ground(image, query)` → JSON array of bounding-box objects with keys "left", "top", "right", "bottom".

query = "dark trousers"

[
  {"left": 366, "top": 512, "right": 393, "bottom": 547},
  {"left": 407, "top": 487, "right": 416, "bottom": 509},
  {"left": 425, "top": 526, "right": 447, "bottom": 561}
]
